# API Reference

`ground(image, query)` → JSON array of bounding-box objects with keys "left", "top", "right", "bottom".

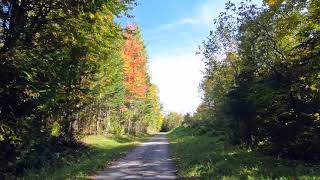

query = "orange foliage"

[{"left": 122, "top": 25, "right": 147, "bottom": 100}]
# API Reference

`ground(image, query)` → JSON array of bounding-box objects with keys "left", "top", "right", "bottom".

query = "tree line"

[
  {"left": 188, "top": 0, "right": 319, "bottom": 161},
  {"left": 161, "top": 112, "right": 184, "bottom": 132},
  {"left": 0, "top": 0, "right": 162, "bottom": 178}
]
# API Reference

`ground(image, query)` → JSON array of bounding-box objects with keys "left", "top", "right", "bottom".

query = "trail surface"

[{"left": 95, "top": 133, "right": 177, "bottom": 180}]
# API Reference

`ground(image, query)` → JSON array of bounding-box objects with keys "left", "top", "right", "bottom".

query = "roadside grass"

[
  {"left": 168, "top": 127, "right": 320, "bottom": 180},
  {"left": 20, "top": 134, "right": 150, "bottom": 180}
]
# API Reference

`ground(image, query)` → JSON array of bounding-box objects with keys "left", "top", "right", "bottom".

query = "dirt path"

[{"left": 95, "top": 132, "right": 177, "bottom": 180}]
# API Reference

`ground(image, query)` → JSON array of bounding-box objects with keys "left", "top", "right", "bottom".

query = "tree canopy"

[
  {"left": 0, "top": 0, "right": 162, "bottom": 178},
  {"left": 192, "top": 0, "right": 320, "bottom": 161}
]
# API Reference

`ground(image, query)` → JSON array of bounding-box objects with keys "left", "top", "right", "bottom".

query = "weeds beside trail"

[
  {"left": 168, "top": 127, "right": 320, "bottom": 180},
  {"left": 21, "top": 135, "right": 150, "bottom": 180}
]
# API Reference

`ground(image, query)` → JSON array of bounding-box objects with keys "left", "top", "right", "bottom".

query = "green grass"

[
  {"left": 20, "top": 134, "right": 150, "bottom": 180},
  {"left": 168, "top": 127, "right": 320, "bottom": 180}
]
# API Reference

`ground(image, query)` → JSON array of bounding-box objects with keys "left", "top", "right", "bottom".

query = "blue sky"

[{"left": 123, "top": 0, "right": 261, "bottom": 114}]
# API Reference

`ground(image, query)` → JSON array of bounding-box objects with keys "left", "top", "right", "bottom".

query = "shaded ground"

[
  {"left": 95, "top": 133, "right": 176, "bottom": 180},
  {"left": 21, "top": 135, "right": 148, "bottom": 180}
]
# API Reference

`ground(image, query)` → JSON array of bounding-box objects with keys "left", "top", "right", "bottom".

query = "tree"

[
  {"left": 122, "top": 25, "right": 148, "bottom": 134},
  {"left": 0, "top": 0, "right": 136, "bottom": 177},
  {"left": 199, "top": 0, "right": 320, "bottom": 160},
  {"left": 145, "top": 84, "right": 163, "bottom": 133},
  {"left": 162, "top": 112, "right": 183, "bottom": 132}
]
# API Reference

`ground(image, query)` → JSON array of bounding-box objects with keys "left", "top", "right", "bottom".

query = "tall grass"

[{"left": 168, "top": 127, "right": 320, "bottom": 180}]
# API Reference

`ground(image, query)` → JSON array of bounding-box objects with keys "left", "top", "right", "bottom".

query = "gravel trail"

[{"left": 95, "top": 133, "right": 177, "bottom": 180}]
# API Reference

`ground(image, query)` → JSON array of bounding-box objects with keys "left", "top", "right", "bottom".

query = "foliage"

[
  {"left": 145, "top": 84, "right": 163, "bottom": 133},
  {"left": 168, "top": 127, "right": 320, "bottom": 179},
  {"left": 121, "top": 26, "right": 162, "bottom": 135},
  {"left": 0, "top": 0, "right": 162, "bottom": 178},
  {"left": 198, "top": 0, "right": 320, "bottom": 161},
  {"left": 21, "top": 134, "right": 149, "bottom": 180},
  {"left": 161, "top": 112, "right": 184, "bottom": 132},
  {"left": 123, "top": 25, "right": 148, "bottom": 100}
]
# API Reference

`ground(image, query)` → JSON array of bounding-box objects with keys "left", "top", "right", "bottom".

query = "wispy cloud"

[
  {"left": 153, "top": 0, "right": 220, "bottom": 32},
  {"left": 176, "top": 17, "right": 200, "bottom": 25},
  {"left": 155, "top": 17, "right": 200, "bottom": 32}
]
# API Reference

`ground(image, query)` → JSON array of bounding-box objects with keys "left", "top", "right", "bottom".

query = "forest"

[
  {"left": 0, "top": 0, "right": 164, "bottom": 178},
  {"left": 196, "top": 0, "right": 320, "bottom": 160},
  {"left": 0, "top": 0, "right": 319, "bottom": 179}
]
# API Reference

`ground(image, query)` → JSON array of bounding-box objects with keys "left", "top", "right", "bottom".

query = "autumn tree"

[{"left": 122, "top": 25, "right": 148, "bottom": 134}]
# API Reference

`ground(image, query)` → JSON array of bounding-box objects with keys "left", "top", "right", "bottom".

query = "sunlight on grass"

[
  {"left": 21, "top": 135, "right": 149, "bottom": 180},
  {"left": 168, "top": 127, "right": 320, "bottom": 180}
]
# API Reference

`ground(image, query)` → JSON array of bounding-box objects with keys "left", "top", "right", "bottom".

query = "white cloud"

[
  {"left": 146, "top": 0, "right": 263, "bottom": 113},
  {"left": 197, "top": 0, "right": 220, "bottom": 25},
  {"left": 176, "top": 17, "right": 200, "bottom": 25},
  {"left": 146, "top": 0, "right": 238, "bottom": 113},
  {"left": 149, "top": 52, "right": 204, "bottom": 114}
]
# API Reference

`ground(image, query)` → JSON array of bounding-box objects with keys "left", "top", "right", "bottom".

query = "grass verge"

[
  {"left": 20, "top": 134, "right": 150, "bottom": 180},
  {"left": 168, "top": 127, "right": 320, "bottom": 180}
]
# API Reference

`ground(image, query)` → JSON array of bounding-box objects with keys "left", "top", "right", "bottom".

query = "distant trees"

[
  {"left": 195, "top": 0, "right": 320, "bottom": 161},
  {"left": 0, "top": 0, "right": 162, "bottom": 178},
  {"left": 161, "top": 112, "right": 183, "bottom": 132}
]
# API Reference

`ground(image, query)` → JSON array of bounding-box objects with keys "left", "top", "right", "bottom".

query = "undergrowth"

[
  {"left": 19, "top": 134, "right": 149, "bottom": 180},
  {"left": 168, "top": 127, "right": 320, "bottom": 180}
]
